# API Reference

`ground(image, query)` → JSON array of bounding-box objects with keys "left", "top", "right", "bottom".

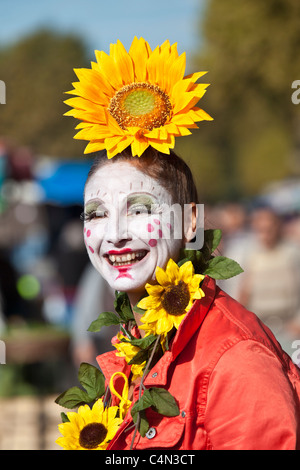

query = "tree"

[
  {"left": 0, "top": 30, "right": 89, "bottom": 157},
  {"left": 186, "top": 0, "right": 300, "bottom": 202}
]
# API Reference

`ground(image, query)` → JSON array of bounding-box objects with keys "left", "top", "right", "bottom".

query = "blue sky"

[{"left": 0, "top": 0, "right": 205, "bottom": 67}]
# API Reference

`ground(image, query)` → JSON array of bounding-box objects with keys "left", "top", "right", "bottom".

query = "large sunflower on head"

[
  {"left": 56, "top": 399, "right": 122, "bottom": 450},
  {"left": 138, "top": 259, "right": 205, "bottom": 337},
  {"left": 64, "top": 37, "right": 213, "bottom": 158}
]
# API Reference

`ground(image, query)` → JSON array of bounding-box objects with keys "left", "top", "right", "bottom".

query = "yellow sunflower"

[
  {"left": 64, "top": 37, "right": 213, "bottom": 158},
  {"left": 113, "top": 332, "right": 146, "bottom": 380},
  {"left": 56, "top": 399, "right": 122, "bottom": 450},
  {"left": 138, "top": 259, "right": 205, "bottom": 337}
]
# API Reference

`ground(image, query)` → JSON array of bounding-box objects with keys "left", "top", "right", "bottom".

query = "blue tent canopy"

[{"left": 35, "top": 159, "right": 93, "bottom": 206}]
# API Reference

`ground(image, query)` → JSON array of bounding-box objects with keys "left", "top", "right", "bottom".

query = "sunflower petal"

[
  {"left": 155, "top": 266, "right": 171, "bottom": 287},
  {"left": 179, "top": 261, "right": 194, "bottom": 283},
  {"left": 172, "top": 312, "right": 186, "bottom": 330},
  {"left": 156, "top": 314, "right": 173, "bottom": 335},
  {"left": 131, "top": 137, "right": 150, "bottom": 157},
  {"left": 165, "top": 258, "right": 180, "bottom": 283},
  {"left": 83, "top": 140, "right": 106, "bottom": 154},
  {"left": 129, "top": 36, "right": 151, "bottom": 82},
  {"left": 111, "top": 40, "right": 134, "bottom": 85},
  {"left": 145, "top": 284, "right": 164, "bottom": 296}
]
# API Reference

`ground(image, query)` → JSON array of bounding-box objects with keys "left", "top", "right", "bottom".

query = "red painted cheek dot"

[
  {"left": 147, "top": 224, "right": 154, "bottom": 232},
  {"left": 154, "top": 219, "right": 160, "bottom": 225},
  {"left": 86, "top": 229, "right": 91, "bottom": 237},
  {"left": 149, "top": 239, "right": 157, "bottom": 247},
  {"left": 88, "top": 246, "right": 94, "bottom": 253},
  {"left": 158, "top": 229, "right": 163, "bottom": 238}
]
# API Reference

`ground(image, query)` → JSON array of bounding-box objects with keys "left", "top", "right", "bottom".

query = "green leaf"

[
  {"left": 138, "top": 410, "right": 150, "bottom": 437},
  {"left": 87, "top": 311, "right": 121, "bottom": 332},
  {"left": 60, "top": 412, "right": 69, "bottom": 423},
  {"left": 78, "top": 362, "right": 105, "bottom": 400},
  {"left": 122, "top": 334, "right": 157, "bottom": 349},
  {"left": 200, "top": 229, "right": 222, "bottom": 262},
  {"left": 149, "top": 387, "right": 180, "bottom": 417},
  {"left": 130, "top": 387, "right": 179, "bottom": 438},
  {"left": 55, "top": 386, "right": 90, "bottom": 409},
  {"left": 131, "top": 389, "right": 153, "bottom": 422},
  {"left": 132, "top": 303, "right": 146, "bottom": 316},
  {"left": 179, "top": 249, "right": 207, "bottom": 274},
  {"left": 128, "top": 348, "right": 148, "bottom": 365},
  {"left": 114, "top": 291, "right": 135, "bottom": 322},
  {"left": 179, "top": 229, "right": 223, "bottom": 273},
  {"left": 205, "top": 229, "right": 222, "bottom": 254},
  {"left": 204, "top": 256, "right": 244, "bottom": 280}
]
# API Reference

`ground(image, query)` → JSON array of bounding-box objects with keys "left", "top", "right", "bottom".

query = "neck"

[{"left": 128, "top": 290, "right": 146, "bottom": 338}]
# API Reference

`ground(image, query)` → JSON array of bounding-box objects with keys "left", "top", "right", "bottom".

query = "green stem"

[{"left": 129, "top": 334, "right": 161, "bottom": 450}]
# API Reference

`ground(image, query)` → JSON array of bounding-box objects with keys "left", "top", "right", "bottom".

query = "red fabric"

[{"left": 96, "top": 276, "right": 300, "bottom": 450}]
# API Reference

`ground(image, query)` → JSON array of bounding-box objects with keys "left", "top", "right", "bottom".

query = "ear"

[{"left": 183, "top": 202, "right": 198, "bottom": 243}]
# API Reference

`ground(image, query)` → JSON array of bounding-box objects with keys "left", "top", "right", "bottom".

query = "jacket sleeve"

[{"left": 204, "top": 339, "right": 300, "bottom": 450}]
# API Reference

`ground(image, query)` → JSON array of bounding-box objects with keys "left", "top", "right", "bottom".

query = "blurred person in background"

[
  {"left": 71, "top": 264, "right": 116, "bottom": 367},
  {"left": 215, "top": 203, "right": 255, "bottom": 300},
  {"left": 239, "top": 206, "right": 300, "bottom": 359}
]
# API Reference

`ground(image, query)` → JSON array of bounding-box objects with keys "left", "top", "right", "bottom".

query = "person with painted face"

[{"left": 56, "top": 38, "right": 300, "bottom": 451}]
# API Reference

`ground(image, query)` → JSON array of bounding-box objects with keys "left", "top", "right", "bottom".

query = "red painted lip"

[{"left": 107, "top": 249, "right": 132, "bottom": 255}]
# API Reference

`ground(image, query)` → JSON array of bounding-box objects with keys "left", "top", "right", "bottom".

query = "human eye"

[
  {"left": 126, "top": 194, "right": 156, "bottom": 217},
  {"left": 127, "top": 203, "right": 152, "bottom": 216},
  {"left": 81, "top": 202, "right": 108, "bottom": 221}
]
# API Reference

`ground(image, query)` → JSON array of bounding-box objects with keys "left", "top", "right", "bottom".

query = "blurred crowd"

[
  {"left": 0, "top": 138, "right": 115, "bottom": 394},
  {"left": 1, "top": 137, "right": 300, "bottom": 397},
  {"left": 207, "top": 202, "right": 300, "bottom": 360}
]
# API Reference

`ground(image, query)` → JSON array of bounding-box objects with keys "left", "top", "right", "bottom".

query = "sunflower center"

[
  {"left": 108, "top": 82, "right": 172, "bottom": 131},
  {"left": 79, "top": 422, "right": 108, "bottom": 449},
  {"left": 161, "top": 281, "right": 190, "bottom": 316}
]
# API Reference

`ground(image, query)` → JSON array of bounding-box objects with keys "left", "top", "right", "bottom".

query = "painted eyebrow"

[
  {"left": 126, "top": 192, "right": 158, "bottom": 203},
  {"left": 84, "top": 198, "right": 105, "bottom": 210}
]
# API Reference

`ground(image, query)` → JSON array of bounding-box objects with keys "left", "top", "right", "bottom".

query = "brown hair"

[{"left": 85, "top": 147, "right": 199, "bottom": 207}]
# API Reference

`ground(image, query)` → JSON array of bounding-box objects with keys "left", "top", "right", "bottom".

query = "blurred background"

[{"left": 1, "top": 0, "right": 300, "bottom": 450}]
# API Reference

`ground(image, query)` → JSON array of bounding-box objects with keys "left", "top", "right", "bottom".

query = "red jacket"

[{"left": 97, "top": 276, "right": 300, "bottom": 450}]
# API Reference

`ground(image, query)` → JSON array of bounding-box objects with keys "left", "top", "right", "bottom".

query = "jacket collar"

[
  {"left": 144, "top": 275, "right": 216, "bottom": 387},
  {"left": 97, "top": 276, "right": 217, "bottom": 387}
]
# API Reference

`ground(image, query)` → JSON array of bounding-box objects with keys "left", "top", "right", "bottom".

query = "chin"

[{"left": 110, "top": 273, "right": 151, "bottom": 294}]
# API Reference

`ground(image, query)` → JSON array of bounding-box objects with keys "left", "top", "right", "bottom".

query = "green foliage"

[
  {"left": 88, "top": 291, "right": 135, "bottom": 334},
  {"left": 190, "top": 0, "right": 300, "bottom": 201},
  {"left": 0, "top": 29, "right": 89, "bottom": 157},
  {"left": 114, "top": 291, "right": 135, "bottom": 323},
  {"left": 131, "top": 387, "right": 180, "bottom": 437},
  {"left": 55, "top": 362, "right": 105, "bottom": 409},
  {"left": 204, "top": 256, "right": 243, "bottom": 280},
  {"left": 88, "top": 311, "right": 124, "bottom": 333},
  {"left": 179, "top": 229, "right": 243, "bottom": 279}
]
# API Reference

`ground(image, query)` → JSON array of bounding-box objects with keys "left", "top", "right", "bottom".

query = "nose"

[{"left": 105, "top": 211, "right": 131, "bottom": 246}]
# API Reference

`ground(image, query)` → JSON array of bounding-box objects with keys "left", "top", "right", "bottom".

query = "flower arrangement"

[
  {"left": 56, "top": 398, "right": 123, "bottom": 450},
  {"left": 64, "top": 37, "right": 213, "bottom": 158},
  {"left": 55, "top": 229, "right": 243, "bottom": 449}
]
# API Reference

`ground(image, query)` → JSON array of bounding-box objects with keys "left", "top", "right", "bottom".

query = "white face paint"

[{"left": 83, "top": 162, "right": 184, "bottom": 297}]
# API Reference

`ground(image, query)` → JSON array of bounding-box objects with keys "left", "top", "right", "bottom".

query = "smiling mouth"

[{"left": 105, "top": 250, "right": 149, "bottom": 267}]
